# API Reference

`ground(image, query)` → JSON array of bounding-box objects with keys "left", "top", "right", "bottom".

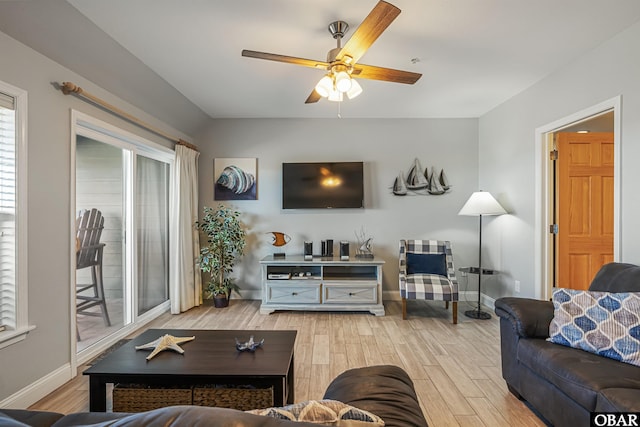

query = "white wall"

[
  {"left": 0, "top": 30, "right": 191, "bottom": 405},
  {"left": 0, "top": 26, "right": 481, "bottom": 405},
  {"left": 197, "top": 118, "right": 481, "bottom": 300},
  {"left": 479, "top": 20, "right": 640, "bottom": 299}
]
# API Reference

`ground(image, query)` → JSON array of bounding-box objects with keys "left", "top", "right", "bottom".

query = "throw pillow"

[
  {"left": 548, "top": 288, "right": 640, "bottom": 367},
  {"left": 247, "top": 399, "right": 385, "bottom": 426},
  {"left": 406, "top": 253, "right": 447, "bottom": 277}
]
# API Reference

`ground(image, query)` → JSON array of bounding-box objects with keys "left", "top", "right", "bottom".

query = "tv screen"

[{"left": 282, "top": 162, "right": 364, "bottom": 209}]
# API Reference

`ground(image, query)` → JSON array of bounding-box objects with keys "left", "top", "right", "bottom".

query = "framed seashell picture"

[{"left": 214, "top": 157, "right": 257, "bottom": 200}]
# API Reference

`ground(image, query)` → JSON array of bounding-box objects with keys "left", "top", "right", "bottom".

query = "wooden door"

[{"left": 556, "top": 132, "right": 614, "bottom": 290}]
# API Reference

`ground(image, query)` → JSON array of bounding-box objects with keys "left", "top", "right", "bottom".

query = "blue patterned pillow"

[
  {"left": 548, "top": 288, "right": 640, "bottom": 367},
  {"left": 247, "top": 399, "right": 384, "bottom": 426}
]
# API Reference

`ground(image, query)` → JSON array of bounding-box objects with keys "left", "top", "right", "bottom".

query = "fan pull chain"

[{"left": 337, "top": 100, "right": 342, "bottom": 118}]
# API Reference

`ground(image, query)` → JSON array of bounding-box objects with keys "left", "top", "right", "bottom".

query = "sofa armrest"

[
  {"left": 0, "top": 409, "right": 64, "bottom": 427},
  {"left": 494, "top": 297, "right": 554, "bottom": 339},
  {"left": 323, "top": 365, "right": 428, "bottom": 427}
]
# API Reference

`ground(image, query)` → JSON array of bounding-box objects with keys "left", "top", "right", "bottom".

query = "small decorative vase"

[{"left": 213, "top": 294, "right": 229, "bottom": 308}]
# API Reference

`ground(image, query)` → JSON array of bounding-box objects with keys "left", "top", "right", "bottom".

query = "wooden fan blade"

[
  {"left": 305, "top": 89, "right": 322, "bottom": 104},
  {"left": 242, "top": 50, "right": 328, "bottom": 70},
  {"left": 352, "top": 63, "right": 421, "bottom": 84},
  {"left": 336, "top": 1, "right": 401, "bottom": 64}
]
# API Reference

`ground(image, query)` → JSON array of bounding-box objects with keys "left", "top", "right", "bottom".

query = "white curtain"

[{"left": 170, "top": 144, "right": 201, "bottom": 314}]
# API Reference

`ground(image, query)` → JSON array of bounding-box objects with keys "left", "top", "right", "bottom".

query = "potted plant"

[{"left": 196, "top": 205, "right": 246, "bottom": 308}]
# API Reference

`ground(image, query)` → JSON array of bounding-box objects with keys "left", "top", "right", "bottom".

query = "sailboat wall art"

[
  {"left": 392, "top": 158, "right": 452, "bottom": 197},
  {"left": 406, "top": 158, "right": 429, "bottom": 190}
]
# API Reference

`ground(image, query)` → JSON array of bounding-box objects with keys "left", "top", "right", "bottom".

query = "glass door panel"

[
  {"left": 75, "top": 136, "right": 127, "bottom": 351},
  {"left": 136, "top": 155, "right": 170, "bottom": 316}
]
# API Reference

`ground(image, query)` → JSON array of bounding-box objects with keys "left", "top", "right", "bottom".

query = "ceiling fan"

[{"left": 241, "top": 0, "right": 422, "bottom": 104}]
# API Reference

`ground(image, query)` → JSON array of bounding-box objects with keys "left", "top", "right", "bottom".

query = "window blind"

[{"left": 0, "top": 91, "right": 16, "bottom": 331}]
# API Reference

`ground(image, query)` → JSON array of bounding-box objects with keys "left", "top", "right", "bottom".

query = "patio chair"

[{"left": 76, "top": 208, "right": 111, "bottom": 330}]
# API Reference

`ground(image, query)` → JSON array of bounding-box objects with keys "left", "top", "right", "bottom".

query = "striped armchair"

[{"left": 399, "top": 240, "right": 459, "bottom": 324}]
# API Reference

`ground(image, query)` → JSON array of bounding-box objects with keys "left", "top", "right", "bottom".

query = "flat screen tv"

[{"left": 282, "top": 162, "right": 364, "bottom": 209}]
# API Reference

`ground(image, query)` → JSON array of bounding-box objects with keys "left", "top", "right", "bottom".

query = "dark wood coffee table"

[{"left": 83, "top": 328, "right": 297, "bottom": 412}]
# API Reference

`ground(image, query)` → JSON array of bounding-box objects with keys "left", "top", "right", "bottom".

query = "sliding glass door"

[
  {"left": 74, "top": 113, "right": 173, "bottom": 355},
  {"left": 136, "top": 155, "right": 170, "bottom": 316}
]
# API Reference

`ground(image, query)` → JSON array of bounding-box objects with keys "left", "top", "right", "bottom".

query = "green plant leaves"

[{"left": 196, "top": 205, "right": 246, "bottom": 299}]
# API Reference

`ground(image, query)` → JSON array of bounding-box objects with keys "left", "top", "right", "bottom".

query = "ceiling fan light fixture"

[
  {"left": 327, "top": 89, "right": 343, "bottom": 102},
  {"left": 243, "top": 1, "right": 423, "bottom": 105},
  {"left": 346, "top": 79, "right": 363, "bottom": 99},
  {"left": 315, "top": 75, "right": 334, "bottom": 98},
  {"left": 334, "top": 70, "right": 352, "bottom": 92}
]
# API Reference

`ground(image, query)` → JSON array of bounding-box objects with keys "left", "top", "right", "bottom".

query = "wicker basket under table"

[
  {"left": 112, "top": 384, "right": 193, "bottom": 412},
  {"left": 193, "top": 385, "right": 274, "bottom": 411}
]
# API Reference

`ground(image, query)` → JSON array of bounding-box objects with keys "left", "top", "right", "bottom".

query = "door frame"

[
  {"left": 69, "top": 110, "right": 173, "bottom": 373},
  {"left": 534, "top": 96, "right": 621, "bottom": 300}
]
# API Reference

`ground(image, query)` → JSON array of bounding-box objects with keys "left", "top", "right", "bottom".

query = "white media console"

[{"left": 259, "top": 255, "right": 385, "bottom": 316}]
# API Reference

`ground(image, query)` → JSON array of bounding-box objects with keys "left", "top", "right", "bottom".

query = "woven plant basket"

[
  {"left": 193, "top": 385, "right": 273, "bottom": 411},
  {"left": 112, "top": 384, "right": 193, "bottom": 412}
]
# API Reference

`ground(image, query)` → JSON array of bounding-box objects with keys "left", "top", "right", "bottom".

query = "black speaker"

[
  {"left": 304, "top": 241, "right": 313, "bottom": 260},
  {"left": 326, "top": 239, "right": 334, "bottom": 257},
  {"left": 340, "top": 241, "right": 349, "bottom": 260}
]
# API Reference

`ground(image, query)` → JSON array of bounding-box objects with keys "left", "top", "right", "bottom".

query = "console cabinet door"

[
  {"left": 266, "top": 283, "right": 321, "bottom": 304},
  {"left": 323, "top": 283, "right": 377, "bottom": 304}
]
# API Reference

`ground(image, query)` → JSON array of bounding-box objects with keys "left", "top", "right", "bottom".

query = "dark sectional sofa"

[
  {"left": 495, "top": 262, "right": 640, "bottom": 426},
  {"left": 0, "top": 365, "right": 428, "bottom": 427}
]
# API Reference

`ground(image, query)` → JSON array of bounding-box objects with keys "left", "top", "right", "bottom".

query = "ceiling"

[{"left": 4, "top": 1, "right": 640, "bottom": 121}]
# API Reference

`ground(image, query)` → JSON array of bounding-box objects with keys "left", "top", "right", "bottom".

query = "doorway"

[
  {"left": 553, "top": 129, "right": 614, "bottom": 290},
  {"left": 535, "top": 97, "right": 620, "bottom": 300}
]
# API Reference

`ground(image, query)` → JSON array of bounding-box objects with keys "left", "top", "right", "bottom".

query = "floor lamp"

[{"left": 458, "top": 191, "right": 506, "bottom": 319}]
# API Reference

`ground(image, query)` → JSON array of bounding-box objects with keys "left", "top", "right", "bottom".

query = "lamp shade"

[
  {"left": 458, "top": 191, "right": 506, "bottom": 216},
  {"left": 327, "top": 89, "right": 343, "bottom": 102},
  {"left": 334, "top": 70, "right": 352, "bottom": 92},
  {"left": 346, "top": 79, "right": 363, "bottom": 99},
  {"left": 315, "top": 75, "right": 333, "bottom": 98}
]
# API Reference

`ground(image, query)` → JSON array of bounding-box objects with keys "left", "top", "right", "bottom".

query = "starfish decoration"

[{"left": 135, "top": 334, "right": 195, "bottom": 361}]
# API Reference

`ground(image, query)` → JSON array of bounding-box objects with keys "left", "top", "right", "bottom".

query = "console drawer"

[
  {"left": 266, "top": 283, "right": 321, "bottom": 304},
  {"left": 323, "top": 284, "right": 377, "bottom": 304}
]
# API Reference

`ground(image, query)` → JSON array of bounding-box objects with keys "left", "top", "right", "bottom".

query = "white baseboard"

[
  {"left": 240, "top": 290, "right": 496, "bottom": 309},
  {"left": 234, "top": 290, "right": 261, "bottom": 300},
  {"left": 235, "top": 290, "right": 497, "bottom": 313},
  {"left": 0, "top": 363, "right": 73, "bottom": 409},
  {"left": 382, "top": 290, "right": 496, "bottom": 310}
]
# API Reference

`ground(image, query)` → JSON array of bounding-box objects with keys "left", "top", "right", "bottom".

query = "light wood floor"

[{"left": 29, "top": 300, "right": 545, "bottom": 427}]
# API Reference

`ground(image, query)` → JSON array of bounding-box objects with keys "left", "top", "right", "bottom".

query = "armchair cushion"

[
  {"left": 404, "top": 274, "right": 456, "bottom": 301},
  {"left": 405, "top": 253, "right": 446, "bottom": 276},
  {"left": 548, "top": 288, "right": 640, "bottom": 367}
]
